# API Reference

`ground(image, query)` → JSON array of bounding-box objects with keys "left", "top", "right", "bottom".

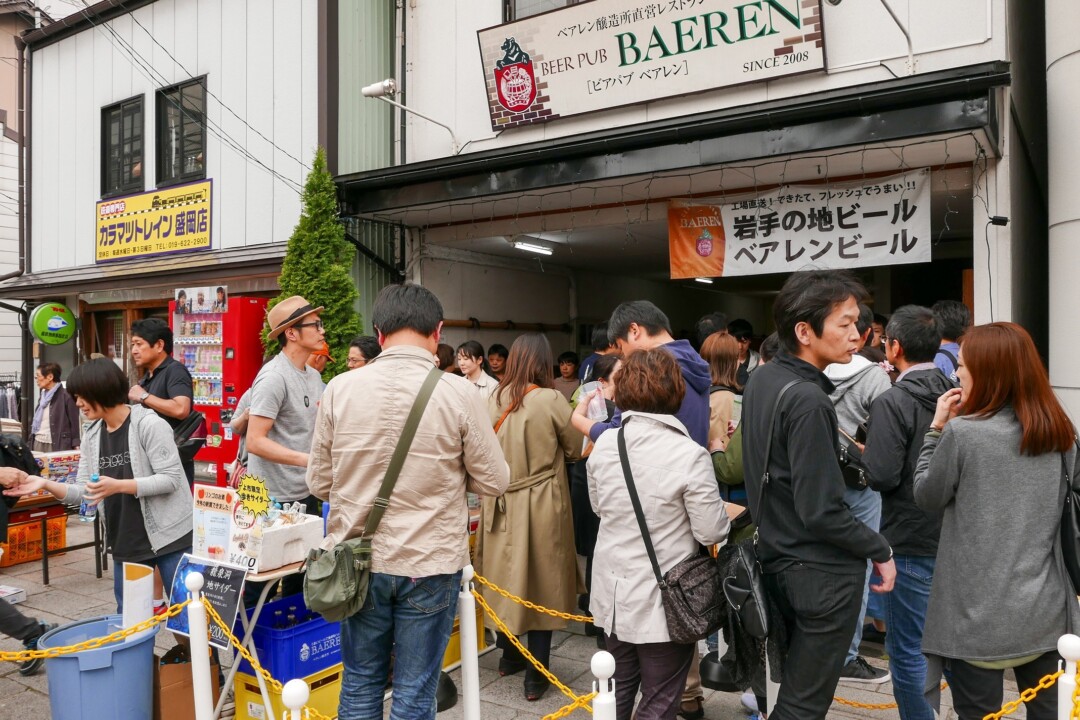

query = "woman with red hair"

[{"left": 914, "top": 322, "right": 1080, "bottom": 720}]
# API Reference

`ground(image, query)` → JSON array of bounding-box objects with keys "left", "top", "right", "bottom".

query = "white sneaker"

[{"left": 741, "top": 691, "right": 758, "bottom": 713}]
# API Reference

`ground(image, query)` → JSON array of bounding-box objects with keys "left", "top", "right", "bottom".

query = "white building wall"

[
  {"left": 404, "top": 0, "right": 1006, "bottom": 163},
  {"left": 0, "top": 130, "right": 20, "bottom": 376},
  {"left": 29, "top": 0, "right": 318, "bottom": 272}
]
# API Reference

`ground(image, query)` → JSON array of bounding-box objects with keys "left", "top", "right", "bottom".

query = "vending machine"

[{"left": 170, "top": 289, "right": 268, "bottom": 486}]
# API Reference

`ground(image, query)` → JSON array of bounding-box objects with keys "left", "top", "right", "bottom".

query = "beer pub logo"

[{"left": 494, "top": 37, "right": 537, "bottom": 113}]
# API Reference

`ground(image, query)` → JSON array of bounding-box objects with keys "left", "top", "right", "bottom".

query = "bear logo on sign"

[{"left": 494, "top": 37, "right": 537, "bottom": 113}]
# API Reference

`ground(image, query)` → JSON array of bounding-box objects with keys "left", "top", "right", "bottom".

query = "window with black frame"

[
  {"left": 101, "top": 97, "right": 144, "bottom": 197},
  {"left": 508, "top": 0, "right": 580, "bottom": 20},
  {"left": 157, "top": 78, "right": 206, "bottom": 186}
]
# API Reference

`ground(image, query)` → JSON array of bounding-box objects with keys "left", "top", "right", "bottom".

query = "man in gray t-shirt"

[
  {"left": 247, "top": 296, "right": 327, "bottom": 504},
  {"left": 247, "top": 353, "right": 324, "bottom": 501}
]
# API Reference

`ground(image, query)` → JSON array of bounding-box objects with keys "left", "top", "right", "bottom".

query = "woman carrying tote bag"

[
  {"left": 914, "top": 322, "right": 1080, "bottom": 720},
  {"left": 587, "top": 347, "right": 741, "bottom": 720}
]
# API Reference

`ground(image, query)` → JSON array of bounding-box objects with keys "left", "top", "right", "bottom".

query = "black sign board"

[{"left": 166, "top": 553, "right": 248, "bottom": 650}]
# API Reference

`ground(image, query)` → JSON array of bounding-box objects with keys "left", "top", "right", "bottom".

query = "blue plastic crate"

[{"left": 234, "top": 594, "right": 341, "bottom": 679}]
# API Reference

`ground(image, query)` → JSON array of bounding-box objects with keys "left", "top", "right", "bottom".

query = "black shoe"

[
  {"left": 839, "top": 656, "right": 891, "bottom": 684},
  {"left": 20, "top": 622, "right": 56, "bottom": 676},
  {"left": 862, "top": 622, "right": 887, "bottom": 644},
  {"left": 677, "top": 696, "right": 705, "bottom": 720},
  {"left": 524, "top": 677, "right": 551, "bottom": 701},
  {"left": 498, "top": 656, "right": 527, "bottom": 677}
]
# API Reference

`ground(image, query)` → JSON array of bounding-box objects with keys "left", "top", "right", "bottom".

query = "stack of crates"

[
  {"left": 0, "top": 505, "right": 67, "bottom": 567},
  {"left": 232, "top": 594, "right": 342, "bottom": 720}
]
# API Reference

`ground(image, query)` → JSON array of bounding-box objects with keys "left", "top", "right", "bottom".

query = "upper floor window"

[
  {"left": 101, "top": 97, "right": 143, "bottom": 197},
  {"left": 157, "top": 78, "right": 206, "bottom": 186},
  {"left": 507, "top": 0, "right": 581, "bottom": 21}
]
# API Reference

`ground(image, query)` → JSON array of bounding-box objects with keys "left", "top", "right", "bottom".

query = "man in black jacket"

[
  {"left": 742, "top": 270, "right": 895, "bottom": 720},
  {"left": 864, "top": 305, "right": 954, "bottom": 720}
]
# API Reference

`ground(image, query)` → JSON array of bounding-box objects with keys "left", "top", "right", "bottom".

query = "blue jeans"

[
  {"left": 339, "top": 571, "right": 462, "bottom": 720},
  {"left": 843, "top": 486, "right": 881, "bottom": 664},
  {"left": 885, "top": 555, "right": 936, "bottom": 720},
  {"left": 112, "top": 547, "right": 189, "bottom": 613}
]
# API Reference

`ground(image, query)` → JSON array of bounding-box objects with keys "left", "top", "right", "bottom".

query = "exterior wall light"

[{"left": 361, "top": 78, "right": 461, "bottom": 155}]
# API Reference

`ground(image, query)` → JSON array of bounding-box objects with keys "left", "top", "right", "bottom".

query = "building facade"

[{"left": 336, "top": 0, "right": 1047, "bottom": 380}]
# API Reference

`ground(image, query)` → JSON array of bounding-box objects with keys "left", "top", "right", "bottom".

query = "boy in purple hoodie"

[
  {"left": 570, "top": 299, "right": 712, "bottom": 719},
  {"left": 573, "top": 300, "right": 710, "bottom": 447}
]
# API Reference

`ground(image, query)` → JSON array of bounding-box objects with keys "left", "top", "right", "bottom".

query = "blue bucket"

[{"left": 39, "top": 615, "right": 160, "bottom": 720}]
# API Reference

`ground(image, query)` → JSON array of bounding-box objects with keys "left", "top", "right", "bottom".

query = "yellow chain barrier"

[
  {"left": 980, "top": 669, "right": 1061, "bottom": 720},
  {"left": 0, "top": 599, "right": 190, "bottom": 662},
  {"left": 473, "top": 572, "right": 594, "bottom": 624},
  {"left": 832, "top": 682, "right": 948, "bottom": 711},
  {"left": 471, "top": 588, "right": 595, "bottom": 716},
  {"left": 1073, "top": 660, "right": 1080, "bottom": 720},
  {"left": 543, "top": 691, "right": 598, "bottom": 720}
]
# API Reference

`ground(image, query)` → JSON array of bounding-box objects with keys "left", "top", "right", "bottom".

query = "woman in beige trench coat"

[{"left": 476, "top": 333, "right": 584, "bottom": 701}]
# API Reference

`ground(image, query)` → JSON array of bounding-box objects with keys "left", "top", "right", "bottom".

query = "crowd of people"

[{"left": 0, "top": 271, "right": 1075, "bottom": 720}]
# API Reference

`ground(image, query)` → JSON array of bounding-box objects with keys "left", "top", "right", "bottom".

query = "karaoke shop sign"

[
  {"left": 668, "top": 169, "right": 932, "bottom": 279},
  {"left": 477, "top": 0, "right": 824, "bottom": 130}
]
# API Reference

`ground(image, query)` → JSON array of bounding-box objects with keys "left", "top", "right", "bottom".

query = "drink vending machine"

[{"left": 169, "top": 292, "right": 269, "bottom": 486}]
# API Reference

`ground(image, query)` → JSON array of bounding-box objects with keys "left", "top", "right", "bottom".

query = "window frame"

[
  {"left": 155, "top": 76, "right": 208, "bottom": 188},
  {"left": 100, "top": 94, "right": 145, "bottom": 199},
  {"left": 505, "top": 0, "right": 580, "bottom": 21}
]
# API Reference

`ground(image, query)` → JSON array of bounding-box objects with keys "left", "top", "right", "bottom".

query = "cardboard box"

[
  {"left": 153, "top": 647, "right": 221, "bottom": 720},
  {"left": 234, "top": 663, "right": 342, "bottom": 720}
]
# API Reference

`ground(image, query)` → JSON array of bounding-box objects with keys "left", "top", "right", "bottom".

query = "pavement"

[{"left": 0, "top": 520, "right": 1027, "bottom": 719}]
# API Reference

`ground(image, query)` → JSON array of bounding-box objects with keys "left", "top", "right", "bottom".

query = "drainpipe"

[{"left": 0, "top": 39, "right": 27, "bottom": 284}]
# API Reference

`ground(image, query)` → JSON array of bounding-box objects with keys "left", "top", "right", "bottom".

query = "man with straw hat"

[{"left": 245, "top": 296, "right": 327, "bottom": 599}]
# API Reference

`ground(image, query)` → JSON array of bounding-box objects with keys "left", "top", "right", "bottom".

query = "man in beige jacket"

[{"left": 306, "top": 283, "right": 510, "bottom": 720}]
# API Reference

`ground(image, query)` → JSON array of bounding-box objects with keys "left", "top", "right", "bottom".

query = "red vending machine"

[{"left": 170, "top": 290, "right": 269, "bottom": 486}]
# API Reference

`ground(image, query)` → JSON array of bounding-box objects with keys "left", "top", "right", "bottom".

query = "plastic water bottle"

[{"left": 79, "top": 474, "right": 99, "bottom": 523}]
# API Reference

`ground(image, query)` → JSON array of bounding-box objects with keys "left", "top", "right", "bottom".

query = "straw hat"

[{"left": 266, "top": 296, "right": 324, "bottom": 340}]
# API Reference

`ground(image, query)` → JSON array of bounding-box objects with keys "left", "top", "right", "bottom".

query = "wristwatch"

[{"left": 138, "top": 391, "right": 150, "bottom": 405}]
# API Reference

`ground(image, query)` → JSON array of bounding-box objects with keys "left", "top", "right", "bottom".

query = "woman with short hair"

[
  {"left": 915, "top": 322, "right": 1080, "bottom": 720},
  {"left": 587, "top": 347, "right": 738, "bottom": 720},
  {"left": 6, "top": 358, "right": 192, "bottom": 611},
  {"left": 30, "top": 362, "right": 81, "bottom": 452},
  {"left": 476, "top": 333, "right": 584, "bottom": 701}
]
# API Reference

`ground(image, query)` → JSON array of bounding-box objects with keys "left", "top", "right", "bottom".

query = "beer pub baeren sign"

[{"left": 478, "top": 0, "right": 824, "bottom": 131}]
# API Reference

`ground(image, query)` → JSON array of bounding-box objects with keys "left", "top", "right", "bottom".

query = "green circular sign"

[{"left": 30, "top": 302, "right": 77, "bottom": 345}]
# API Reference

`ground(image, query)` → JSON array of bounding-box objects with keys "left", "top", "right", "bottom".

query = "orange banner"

[{"left": 668, "top": 202, "right": 725, "bottom": 280}]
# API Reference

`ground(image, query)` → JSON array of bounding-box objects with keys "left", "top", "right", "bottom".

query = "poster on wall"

[
  {"left": 668, "top": 168, "right": 932, "bottom": 279},
  {"left": 478, "top": 0, "right": 825, "bottom": 131},
  {"left": 95, "top": 180, "right": 212, "bottom": 264},
  {"left": 175, "top": 285, "right": 229, "bottom": 314}
]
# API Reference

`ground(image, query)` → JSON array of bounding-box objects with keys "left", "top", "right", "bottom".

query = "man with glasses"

[{"left": 246, "top": 295, "right": 327, "bottom": 596}]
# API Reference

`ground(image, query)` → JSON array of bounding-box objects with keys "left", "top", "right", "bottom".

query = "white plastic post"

[
  {"left": 591, "top": 650, "right": 616, "bottom": 720},
  {"left": 1057, "top": 634, "right": 1080, "bottom": 720},
  {"left": 185, "top": 572, "right": 214, "bottom": 720},
  {"left": 281, "top": 679, "right": 310, "bottom": 720},
  {"left": 458, "top": 565, "right": 481, "bottom": 720}
]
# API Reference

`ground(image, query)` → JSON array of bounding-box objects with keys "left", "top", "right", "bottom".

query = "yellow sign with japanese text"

[{"left": 95, "top": 180, "right": 212, "bottom": 263}]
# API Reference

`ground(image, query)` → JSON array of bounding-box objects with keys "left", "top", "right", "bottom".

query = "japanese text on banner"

[
  {"left": 669, "top": 168, "right": 932, "bottom": 279},
  {"left": 95, "top": 180, "right": 212, "bottom": 263}
]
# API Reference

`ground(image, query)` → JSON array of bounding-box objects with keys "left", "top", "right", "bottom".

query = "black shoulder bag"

[
  {"left": 304, "top": 367, "right": 442, "bottom": 621},
  {"left": 618, "top": 423, "right": 723, "bottom": 644},
  {"left": 720, "top": 379, "right": 803, "bottom": 640}
]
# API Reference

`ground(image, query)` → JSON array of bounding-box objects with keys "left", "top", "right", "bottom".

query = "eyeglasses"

[
  {"left": 881, "top": 336, "right": 892, "bottom": 345},
  {"left": 294, "top": 321, "right": 324, "bottom": 331}
]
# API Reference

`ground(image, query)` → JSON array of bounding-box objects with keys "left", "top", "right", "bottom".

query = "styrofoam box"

[
  {"left": 251, "top": 514, "right": 324, "bottom": 573},
  {"left": 0, "top": 585, "right": 27, "bottom": 604}
]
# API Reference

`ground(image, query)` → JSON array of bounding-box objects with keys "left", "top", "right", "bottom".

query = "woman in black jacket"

[{"left": 30, "top": 363, "right": 80, "bottom": 452}]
